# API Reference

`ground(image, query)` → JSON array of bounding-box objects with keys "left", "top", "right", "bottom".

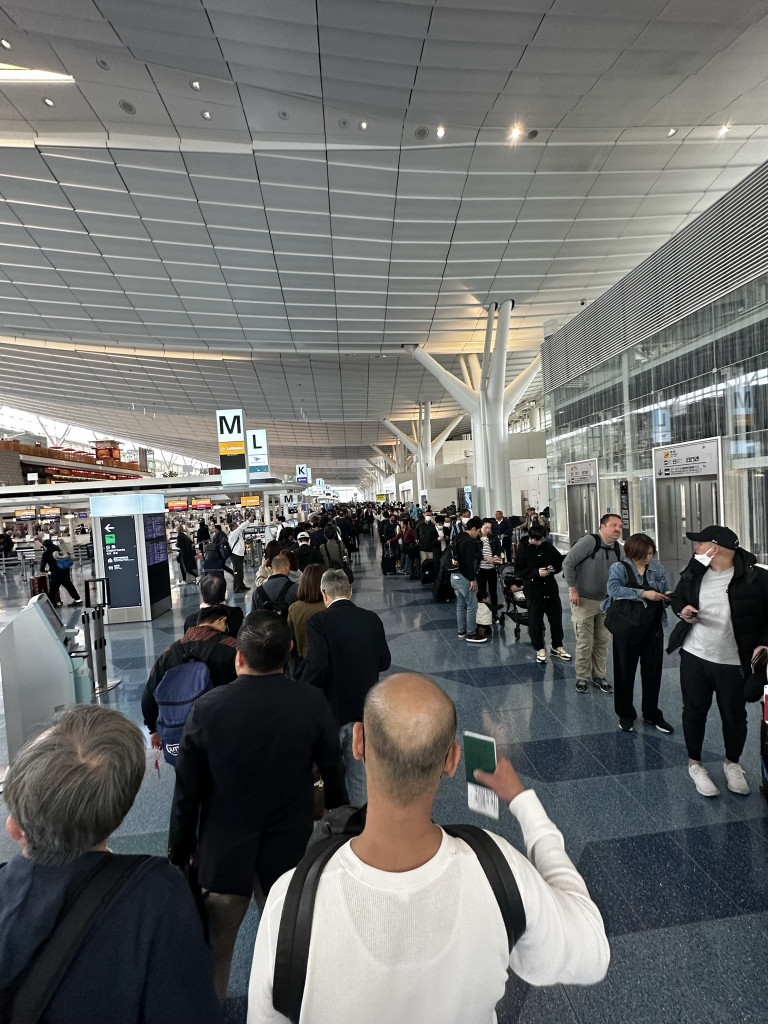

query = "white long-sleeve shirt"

[
  {"left": 247, "top": 790, "right": 609, "bottom": 1024},
  {"left": 227, "top": 522, "right": 247, "bottom": 557}
]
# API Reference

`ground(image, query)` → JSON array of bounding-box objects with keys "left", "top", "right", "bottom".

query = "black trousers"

[
  {"left": 524, "top": 584, "right": 563, "bottom": 649},
  {"left": 49, "top": 568, "right": 80, "bottom": 604},
  {"left": 477, "top": 567, "right": 498, "bottom": 606},
  {"left": 612, "top": 619, "right": 663, "bottom": 722},
  {"left": 680, "top": 650, "right": 747, "bottom": 762}
]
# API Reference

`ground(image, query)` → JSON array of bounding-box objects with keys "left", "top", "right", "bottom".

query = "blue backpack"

[{"left": 154, "top": 635, "right": 222, "bottom": 765}]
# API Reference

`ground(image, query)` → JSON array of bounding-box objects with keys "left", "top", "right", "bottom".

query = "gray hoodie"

[{"left": 562, "top": 534, "right": 622, "bottom": 600}]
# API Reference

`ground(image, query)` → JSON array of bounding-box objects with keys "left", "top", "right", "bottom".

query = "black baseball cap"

[{"left": 685, "top": 525, "right": 739, "bottom": 550}]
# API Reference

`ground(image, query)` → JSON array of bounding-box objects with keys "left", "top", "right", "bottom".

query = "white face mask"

[
  {"left": 461, "top": 517, "right": 470, "bottom": 524},
  {"left": 694, "top": 546, "right": 716, "bottom": 567},
  {"left": 424, "top": 516, "right": 432, "bottom": 522}
]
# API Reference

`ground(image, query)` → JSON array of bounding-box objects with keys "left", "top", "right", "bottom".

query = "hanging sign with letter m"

[{"left": 216, "top": 408, "right": 248, "bottom": 486}]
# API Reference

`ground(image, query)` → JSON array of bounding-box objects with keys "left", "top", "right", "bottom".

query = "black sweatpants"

[
  {"left": 680, "top": 650, "right": 747, "bottom": 763},
  {"left": 612, "top": 619, "right": 663, "bottom": 723},
  {"left": 524, "top": 584, "right": 563, "bottom": 650}
]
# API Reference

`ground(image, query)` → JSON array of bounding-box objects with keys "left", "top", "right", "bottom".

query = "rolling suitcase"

[
  {"left": 30, "top": 574, "right": 48, "bottom": 597},
  {"left": 420, "top": 559, "right": 436, "bottom": 586},
  {"left": 381, "top": 553, "right": 397, "bottom": 576},
  {"left": 432, "top": 572, "right": 455, "bottom": 603}
]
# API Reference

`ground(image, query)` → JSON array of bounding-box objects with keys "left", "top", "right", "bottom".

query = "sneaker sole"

[
  {"left": 726, "top": 784, "right": 750, "bottom": 795},
  {"left": 551, "top": 652, "right": 572, "bottom": 660},
  {"left": 466, "top": 638, "right": 488, "bottom": 643}
]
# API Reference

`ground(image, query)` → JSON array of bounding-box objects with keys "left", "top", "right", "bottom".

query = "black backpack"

[
  {"left": 272, "top": 807, "right": 526, "bottom": 1024},
  {"left": 256, "top": 579, "right": 293, "bottom": 620},
  {"left": 575, "top": 533, "right": 621, "bottom": 567},
  {"left": 203, "top": 539, "right": 223, "bottom": 564},
  {"left": 217, "top": 534, "right": 232, "bottom": 561}
]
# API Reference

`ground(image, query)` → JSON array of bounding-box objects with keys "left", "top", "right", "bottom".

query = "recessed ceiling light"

[
  {"left": 119, "top": 99, "right": 136, "bottom": 115},
  {"left": 509, "top": 125, "right": 522, "bottom": 141},
  {"left": 278, "top": 109, "right": 289, "bottom": 120},
  {"left": 718, "top": 124, "right": 731, "bottom": 137},
  {"left": 338, "top": 117, "right": 349, "bottom": 128},
  {"left": 0, "top": 39, "right": 11, "bottom": 50},
  {"left": 201, "top": 110, "right": 211, "bottom": 120},
  {"left": 96, "top": 57, "right": 110, "bottom": 70},
  {"left": 667, "top": 127, "right": 677, "bottom": 137},
  {"left": 190, "top": 80, "right": 201, "bottom": 91},
  {"left": 414, "top": 126, "right": 429, "bottom": 139},
  {"left": 42, "top": 97, "right": 54, "bottom": 107},
  {"left": 358, "top": 120, "right": 368, "bottom": 131},
  {"left": 527, "top": 129, "right": 538, "bottom": 139},
  {"left": 436, "top": 125, "right": 445, "bottom": 138}
]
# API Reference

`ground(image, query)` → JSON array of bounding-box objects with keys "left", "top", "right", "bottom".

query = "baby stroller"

[{"left": 499, "top": 566, "right": 528, "bottom": 640}]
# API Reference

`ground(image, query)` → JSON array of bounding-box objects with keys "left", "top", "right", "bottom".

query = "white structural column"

[
  {"left": 409, "top": 299, "right": 541, "bottom": 514},
  {"left": 382, "top": 406, "right": 464, "bottom": 498},
  {"left": 371, "top": 446, "right": 397, "bottom": 473}
]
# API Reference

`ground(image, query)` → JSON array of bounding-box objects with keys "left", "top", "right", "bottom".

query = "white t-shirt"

[
  {"left": 247, "top": 791, "right": 609, "bottom": 1024},
  {"left": 682, "top": 566, "right": 740, "bottom": 665}
]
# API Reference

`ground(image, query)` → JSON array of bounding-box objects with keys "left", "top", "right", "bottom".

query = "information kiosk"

[
  {"left": 0, "top": 594, "right": 92, "bottom": 766},
  {"left": 91, "top": 493, "right": 172, "bottom": 623}
]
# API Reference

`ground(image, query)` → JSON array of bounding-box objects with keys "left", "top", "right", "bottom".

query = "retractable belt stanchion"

[{"left": 82, "top": 577, "right": 121, "bottom": 695}]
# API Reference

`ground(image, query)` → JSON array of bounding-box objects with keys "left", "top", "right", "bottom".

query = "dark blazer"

[
  {"left": 302, "top": 600, "right": 391, "bottom": 725},
  {"left": 168, "top": 673, "right": 347, "bottom": 895}
]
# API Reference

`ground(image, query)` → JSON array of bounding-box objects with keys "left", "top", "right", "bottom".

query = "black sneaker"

[
  {"left": 619, "top": 718, "right": 634, "bottom": 732},
  {"left": 465, "top": 632, "right": 488, "bottom": 644},
  {"left": 575, "top": 679, "right": 589, "bottom": 693},
  {"left": 592, "top": 677, "right": 613, "bottom": 694},
  {"left": 644, "top": 716, "right": 674, "bottom": 734},
  {"left": 457, "top": 630, "right": 467, "bottom": 638}
]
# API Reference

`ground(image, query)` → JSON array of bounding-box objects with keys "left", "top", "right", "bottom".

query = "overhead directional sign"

[
  {"left": 216, "top": 408, "right": 247, "bottom": 486},
  {"left": 316, "top": 477, "right": 325, "bottom": 488},
  {"left": 296, "top": 463, "right": 309, "bottom": 484},
  {"left": 247, "top": 427, "right": 270, "bottom": 480}
]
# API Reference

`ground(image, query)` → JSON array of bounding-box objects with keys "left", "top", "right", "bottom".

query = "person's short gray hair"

[
  {"left": 321, "top": 568, "right": 351, "bottom": 600},
  {"left": 4, "top": 705, "right": 146, "bottom": 865}
]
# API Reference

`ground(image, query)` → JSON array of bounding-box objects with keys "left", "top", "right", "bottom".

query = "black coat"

[
  {"left": 168, "top": 673, "right": 347, "bottom": 894},
  {"left": 415, "top": 520, "right": 439, "bottom": 552},
  {"left": 183, "top": 605, "right": 244, "bottom": 637},
  {"left": 302, "top": 600, "right": 391, "bottom": 725},
  {"left": 514, "top": 537, "right": 564, "bottom": 592},
  {"left": 667, "top": 549, "right": 768, "bottom": 674}
]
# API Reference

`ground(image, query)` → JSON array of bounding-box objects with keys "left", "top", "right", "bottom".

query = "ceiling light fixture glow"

[
  {"left": 190, "top": 80, "right": 201, "bottom": 91},
  {"left": 0, "top": 66, "right": 74, "bottom": 83},
  {"left": 509, "top": 125, "right": 522, "bottom": 142},
  {"left": 436, "top": 125, "right": 445, "bottom": 138},
  {"left": 201, "top": 110, "right": 211, "bottom": 120},
  {"left": 358, "top": 120, "right": 368, "bottom": 131},
  {"left": 667, "top": 127, "right": 677, "bottom": 137},
  {"left": 718, "top": 123, "right": 731, "bottom": 136},
  {"left": 0, "top": 39, "right": 11, "bottom": 50},
  {"left": 42, "top": 97, "right": 54, "bottom": 107}
]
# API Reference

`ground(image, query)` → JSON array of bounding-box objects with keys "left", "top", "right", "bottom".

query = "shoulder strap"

[
  {"left": 613, "top": 541, "right": 621, "bottom": 560},
  {"left": 276, "top": 579, "right": 293, "bottom": 602},
  {"left": 8, "top": 855, "right": 150, "bottom": 1024},
  {"left": 273, "top": 835, "right": 351, "bottom": 1024},
  {"left": 573, "top": 534, "right": 601, "bottom": 568},
  {"left": 443, "top": 825, "right": 526, "bottom": 951},
  {"left": 256, "top": 584, "right": 268, "bottom": 605},
  {"left": 620, "top": 560, "right": 641, "bottom": 590}
]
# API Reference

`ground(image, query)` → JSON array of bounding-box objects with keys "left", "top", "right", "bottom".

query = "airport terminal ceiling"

[{"left": 1, "top": 0, "right": 768, "bottom": 483}]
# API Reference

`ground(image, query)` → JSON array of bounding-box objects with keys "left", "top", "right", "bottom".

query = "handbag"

[
  {"left": 604, "top": 561, "right": 657, "bottom": 639},
  {"left": 54, "top": 554, "right": 74, "bottom": 569}
]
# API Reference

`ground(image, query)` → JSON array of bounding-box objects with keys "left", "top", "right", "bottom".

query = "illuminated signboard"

[
  {"left": 14, "top": 508, "right": 36, "bottom": 521},
  {"left": 190, "top": 498, "right": 212, "bottom": 510},
  {"left": 240, "top": 495, "right": 261, "bottom": 507},
  {"left": 167, "top": 499, "right": 188, "bottom": 511},
  {"left": 39, "top": 506, "right": 62, "bottom": 518}
]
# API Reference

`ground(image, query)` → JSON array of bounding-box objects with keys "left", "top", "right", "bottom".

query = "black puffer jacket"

[{"left": 667, "top": 548, "right": 768, "bottom": 674}]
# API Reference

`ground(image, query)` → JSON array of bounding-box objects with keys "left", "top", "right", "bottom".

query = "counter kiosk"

[
  {"left": 90, "top": 493, "right": 172, "bottom": 623},
  {"left": 0, "top": 594, "right": 92, "bottom": 766}
]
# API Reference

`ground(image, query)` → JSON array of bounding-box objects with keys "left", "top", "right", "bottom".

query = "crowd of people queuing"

[{"left": 1, "top": 497, "right": 766, "bottom": 1022}]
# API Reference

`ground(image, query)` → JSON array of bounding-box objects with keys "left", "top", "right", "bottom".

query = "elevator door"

[
  {"left": 567, "top": 483, "right": 599, "bottom": 546},
  {"left": 656, "top": 475, "right": 718, "bottom": 585}
]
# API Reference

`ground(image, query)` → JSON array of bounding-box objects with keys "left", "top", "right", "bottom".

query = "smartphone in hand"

[{"left": 463, "top": 731, "right": 499, "bottom": 820}]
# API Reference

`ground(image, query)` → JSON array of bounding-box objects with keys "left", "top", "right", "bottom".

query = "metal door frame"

[
  {"left": 652, "top": 436, "right": 724, "bottom": 560},
  {"left": 565, "top": 458, "right": 600, "bottom": 541}
]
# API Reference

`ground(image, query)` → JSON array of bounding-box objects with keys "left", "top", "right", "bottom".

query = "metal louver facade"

[{"left": 542, "top": 158, "right": 768, "bottom": 390}]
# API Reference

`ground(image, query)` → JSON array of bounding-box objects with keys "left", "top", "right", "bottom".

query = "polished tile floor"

[{"left": 1, "top": 539, "right": 766, "bottom": 1023}]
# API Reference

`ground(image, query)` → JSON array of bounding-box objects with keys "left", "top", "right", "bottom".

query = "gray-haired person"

[
  {"left": 0, "top": 705, "right": 219, "bottom": 1024},
  {"left": 302, "top": 569, "right": 392, "bottom": 804}
]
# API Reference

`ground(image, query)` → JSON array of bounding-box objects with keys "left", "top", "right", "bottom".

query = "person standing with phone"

[
  {"left": 603, "top": 534, "right": 673, "bottom": 735},
  {"left": 514, "top": 525, "right": 570, "bottom": 664},
  {"left": 667, "top": 526, "right": 768, "bottom": 797}
]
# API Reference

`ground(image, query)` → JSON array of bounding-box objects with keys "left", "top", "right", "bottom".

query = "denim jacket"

[{"left": 601, "top": 559, "right": 670, "bottom": 623}]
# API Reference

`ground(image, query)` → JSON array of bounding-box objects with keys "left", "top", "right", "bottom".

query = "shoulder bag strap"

[
  {"left": 256, "top": 584, "right": 268, "bottom": 606},
  {"left": 9, "top": 855, "right": 150, "bottom": 1024},
  {"left": 443, "top": 824, "right": 526, "bottom": 951},
  {"left": 273, "top": 835, "right": 351, "bottom": 1024},
  {"left": 277, "top": 579, "right": 293, "bottom": 602}
]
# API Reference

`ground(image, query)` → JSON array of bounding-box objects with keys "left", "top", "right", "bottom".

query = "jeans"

[
  {"left": 680, "top": 650, "right": 747, "bottom": 762},
  {"left": 451, "top": 574, "right": 477, "bottom": 634},
  {"left": 339, "top": 721, "right": 367, "bottom": 805},
  {"left": 571, "top": 597, "right": 611, "bottom": 680}
]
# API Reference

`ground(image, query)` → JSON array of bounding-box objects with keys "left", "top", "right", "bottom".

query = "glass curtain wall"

[{"left": 545, "top": 271, "right": 768, "bottom": 562}]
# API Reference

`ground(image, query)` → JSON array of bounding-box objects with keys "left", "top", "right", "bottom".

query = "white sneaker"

[
  {"left": 550, "top": 646, "right": 572, "bottom": 661},
  {"left": 536, "top": 648, "right": 547, "bottom": 663},
  {"left": 688, "top": 763, "right": 720, "bottom": 797},
  {"left": 723, "top": 761, "right": 750, "bottom": 795}
]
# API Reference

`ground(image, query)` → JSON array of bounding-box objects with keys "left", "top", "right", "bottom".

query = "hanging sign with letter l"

[
  {"left": 216, "top": 409, "right": 247, "bottom": 486},
  {"left": 247, "top": 427, "right": 270, "bottom": 479}
]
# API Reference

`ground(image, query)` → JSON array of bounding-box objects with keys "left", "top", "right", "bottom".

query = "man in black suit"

[
  {"left": 168, "top": 611, "right": 347, "bottom": 1002},
  {"left": 303, "top": 568, "right": 392, "bottom": 804}
]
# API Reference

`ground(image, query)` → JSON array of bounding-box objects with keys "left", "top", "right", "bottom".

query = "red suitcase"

[{"left": 30, "top": 574, "right": 48, "bottom": 597}]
